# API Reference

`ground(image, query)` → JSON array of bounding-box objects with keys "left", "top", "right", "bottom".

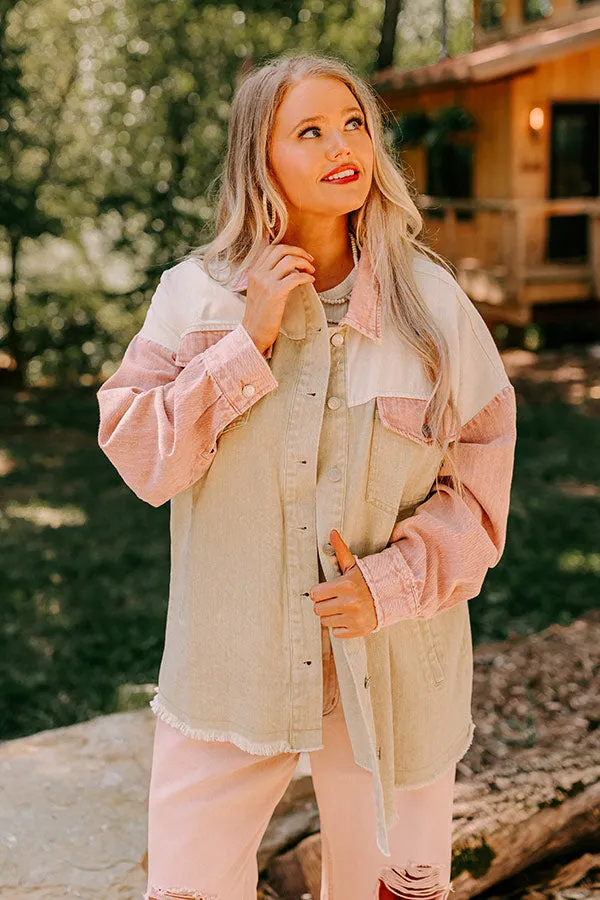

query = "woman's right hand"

[{"left": 241, "top": 241, "right": 316, "bottom": 355}]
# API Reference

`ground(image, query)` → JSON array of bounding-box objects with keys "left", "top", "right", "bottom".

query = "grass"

[
  {"left": 479, "top": 394, "right": 600, "bottom": 638},
  {"left": 1, "top": 348, "right": 599, "bottom": 741},
  {"left": 0, "top": 386, "right": 170, "bottom": 740}
]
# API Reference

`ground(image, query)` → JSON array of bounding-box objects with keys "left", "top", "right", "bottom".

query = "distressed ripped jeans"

[{"left": 144, "top": 626, "right": 456, "bottom": 900}]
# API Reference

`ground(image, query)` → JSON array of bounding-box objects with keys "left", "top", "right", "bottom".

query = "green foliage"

[
  {"left": 0, "top": 0, "right": 475, "bottom": 386},
  {"left": 391, "top": 105, "right": 477, "bottom": 150},
  {"left": 523, "top": 0, "right": 553, "bottom": 22},
  {"left": 394, "top": 0, "right": 473, "bottom": 70}
]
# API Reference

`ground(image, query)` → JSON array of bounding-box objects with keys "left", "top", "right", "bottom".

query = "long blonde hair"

[{"left": 185, "top": 52, "right": 463, "bottom": 497}]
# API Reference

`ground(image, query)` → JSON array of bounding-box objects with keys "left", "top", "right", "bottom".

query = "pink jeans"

[{"left": 144, "top": 627, "right": 456, "bottom": 900}]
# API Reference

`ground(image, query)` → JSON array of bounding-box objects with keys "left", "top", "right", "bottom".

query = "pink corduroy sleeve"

[
  {"left": 97, "top": 309, "right": 278, "bottom": 508},
  {"left": 354, "top": 383, "right": 517, "bottom": 629}
]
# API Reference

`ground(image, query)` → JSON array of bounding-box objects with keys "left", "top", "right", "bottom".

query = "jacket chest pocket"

[
  {"left": 365, "top": 396, "right": 444, "bottom": 516},
  {"left": 175, "top": 325, "right": 253, "bottom": 432}
]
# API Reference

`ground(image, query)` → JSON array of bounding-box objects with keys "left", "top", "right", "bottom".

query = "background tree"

[{"left": 0, "top": 0, "right": 472, "bottom": 388}]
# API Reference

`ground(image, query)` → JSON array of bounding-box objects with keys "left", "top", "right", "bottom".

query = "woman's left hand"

[{"left": 309, "top": 529, "right": 379, "bottom": 638}]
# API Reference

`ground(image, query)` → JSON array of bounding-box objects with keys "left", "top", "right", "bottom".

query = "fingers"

[
  {"left": 252, "top": 242, "right": 315, "bottom": 287},
  {"left": 263, "top": 242, "right": 314, "bottom": 269}
]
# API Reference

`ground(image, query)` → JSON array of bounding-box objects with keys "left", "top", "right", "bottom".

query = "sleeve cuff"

[
  {"left": 355, "top": 546, "right": 419, "bottom": 631},
  {"left": 201, "top": 322, "right": 278, "bottom": 414}
]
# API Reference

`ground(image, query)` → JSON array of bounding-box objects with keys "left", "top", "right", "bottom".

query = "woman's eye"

[
  {"left": 299, "top": 116, "right": 364, "bottom": 138},
  {"left": 347, "top": 116, "right": 364, "bottom": 130}
]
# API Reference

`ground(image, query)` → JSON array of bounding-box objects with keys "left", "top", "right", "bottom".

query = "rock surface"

[{"left": 0, "top": 707, "right": 315, "bottom": 899}]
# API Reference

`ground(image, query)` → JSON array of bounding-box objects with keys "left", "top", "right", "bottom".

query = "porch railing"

[{"left": 415, "top": 196, "right": 600, "bottom": 308}]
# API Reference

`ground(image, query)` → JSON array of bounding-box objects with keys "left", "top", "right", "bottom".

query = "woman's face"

[{"left": 268, "top": 76, "right": 373, "bottom": 227}]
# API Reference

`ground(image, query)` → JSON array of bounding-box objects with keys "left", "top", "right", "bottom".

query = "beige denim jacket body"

[{"left": 96, "top": 246, "right": 517, "bottom": 856}]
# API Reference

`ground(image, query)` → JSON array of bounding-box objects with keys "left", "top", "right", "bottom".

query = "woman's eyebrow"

[{"left": 289, "top": 106, "right": 363, "bottom": 134}]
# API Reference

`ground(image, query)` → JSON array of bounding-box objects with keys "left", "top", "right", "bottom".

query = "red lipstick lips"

[{"left": 321, "top": 165, "right": 360, "bottom": 184}]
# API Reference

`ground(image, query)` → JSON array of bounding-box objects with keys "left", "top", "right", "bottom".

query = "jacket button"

[
  {"left": 327, "top": 466, "right": 342, "bottom": 482},
  {"left": 330, "top": 332, "right": 344, "bottom": 346},
  {"left": 242, "top": 383, "right": 256, "bottom": 398},
  {"left": 323, "top": 541, "right": 335, "bottom": 554},
  {"left": 327, "top": 396, "right": 341, "bottom": 410}
]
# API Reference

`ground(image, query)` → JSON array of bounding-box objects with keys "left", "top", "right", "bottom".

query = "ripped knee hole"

[
  {"left": 377, "top": 859, "right": 455, "bottom": 900},
  {"left": 145, "top": 888, "right": 218, "bottom": 900}
]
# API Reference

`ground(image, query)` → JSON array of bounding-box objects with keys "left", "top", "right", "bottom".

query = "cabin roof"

[{"left": 372, "top": 12, "right": 600, "bottom": 93}]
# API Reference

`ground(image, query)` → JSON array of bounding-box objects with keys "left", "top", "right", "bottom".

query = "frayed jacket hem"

[{"left": 150, "top": 692, "right": 325, "bottom": 756}]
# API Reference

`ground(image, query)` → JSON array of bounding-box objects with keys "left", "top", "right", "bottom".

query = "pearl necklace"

[{"left": 316, "top": 233, "right": 359, "bottom": 306}]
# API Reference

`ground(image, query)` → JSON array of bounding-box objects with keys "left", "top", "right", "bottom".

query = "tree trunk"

[
  {"left": 2, "top": 235, "right": 25, "bottom": 388},
  {"left": 376, "top": 0, "right": 403, "bottom": 72}
]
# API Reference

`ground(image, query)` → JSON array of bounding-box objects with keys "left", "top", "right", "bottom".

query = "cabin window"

[
  {"left": 523, "top": 0, "right": 552, "bottom": 22},
  {"left": 479, "top": 0, "right": 503, "bottom": 29},
  {"left": 425, "top": 142, "right": 474, "bottom": 222}
]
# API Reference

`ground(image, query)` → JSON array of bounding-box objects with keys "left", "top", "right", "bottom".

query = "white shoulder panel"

[
  {"left": 345, "top": 254, "right": 460, "bottom": 408},
  {"left": 346, "top": 252, "right": 510, "bottom": 421},
  {"left": 412, "top": 253, "right": 511, "bottom": 422},
  {"left": 138, "top": 257, "right": 246, "bottom": 353}
]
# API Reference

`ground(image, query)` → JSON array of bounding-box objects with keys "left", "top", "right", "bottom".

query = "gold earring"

[{"left": 261, "top": 191, "right": 276, "bottom": 232}]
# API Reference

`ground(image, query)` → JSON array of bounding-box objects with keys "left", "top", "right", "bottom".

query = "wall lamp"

[{"left": 529, "top": 106, "right": 545, "bottom": 135}]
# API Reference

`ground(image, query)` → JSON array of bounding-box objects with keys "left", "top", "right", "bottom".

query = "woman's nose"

[{"left": 327, "top": 136, "right": 352, "bottom": 156}]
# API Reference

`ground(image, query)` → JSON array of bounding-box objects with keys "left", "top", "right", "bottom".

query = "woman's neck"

[
  {"left": 280, "top": 221, "right": 354, "bottom": 293},
  {"left": 313, "top": 249, "right": 356, "bottom": 293}
]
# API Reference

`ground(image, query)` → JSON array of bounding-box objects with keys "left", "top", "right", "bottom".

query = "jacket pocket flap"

[
  {"left": 175, "top": 325, "right": 237, "bottom": 367},
  {"left": 376, "top": 396, "right": 434, "bottom": 445},
  {"left": 376, "top": 396, "right": 459, "bottom": 445}
]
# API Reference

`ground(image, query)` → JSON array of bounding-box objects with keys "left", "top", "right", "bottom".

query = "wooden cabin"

[{"left": 371, "top": 0, "right": 600, "bottom": 325}]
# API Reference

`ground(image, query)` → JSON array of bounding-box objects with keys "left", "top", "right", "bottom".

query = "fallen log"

[
  {"left": 450, "top": 734, "right": 600, "bottom": 897},
  {"left": 263, "top": 734, "right": 600, "bottom": 900},
  {"left": 547, "top": 852, "right": 600, "bottom": 892}
]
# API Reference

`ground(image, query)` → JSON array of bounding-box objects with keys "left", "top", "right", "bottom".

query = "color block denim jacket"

[{"left": 96, "top": 246, "right": 517, "bottom": 856}]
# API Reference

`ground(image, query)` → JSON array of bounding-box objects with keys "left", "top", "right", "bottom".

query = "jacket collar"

[{"left": 229, "top": 242, "right": 382, "bottom": 344}]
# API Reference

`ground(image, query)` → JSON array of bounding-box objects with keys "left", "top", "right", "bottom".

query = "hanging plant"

[
  {"left": 389, "top": 105, "right": 476, "bottom": 150},
  {"left": 389, "top": 110, "right": 431, "bottom": 146},
  {"left": 423, "top": 105, "right": 477, "bottom": 148}
]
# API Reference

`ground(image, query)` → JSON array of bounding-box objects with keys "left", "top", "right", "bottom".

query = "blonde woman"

[{"left": 97, "top": 53, "right": 516, "bottom": 900}]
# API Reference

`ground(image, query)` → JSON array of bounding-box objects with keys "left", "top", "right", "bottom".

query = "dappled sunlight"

[
  {"left": 558, "top": 550, "right": 600, "bottom": 575},
  {"left": 556, "top": 480, "right": 600, "bottom": 499},
  {"left": 34, "top": 593, "right": 62, "bottom": 617},
  {"left": 5, "top": 501, "right": 88, "bottom": 528},
  {"left": 501, "top": 347, "right": 600, "bottom": 410},
  {"left": 0, "top": 449, "right": 16, "bottom": 477},
  {"left": 551, "top": 363, "right": 588, "bottom": 383}
]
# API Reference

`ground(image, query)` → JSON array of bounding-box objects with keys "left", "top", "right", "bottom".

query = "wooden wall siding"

[
  {"left": 386, "top": 40, "right": 600, "bottom": 316},
  {"left": 473, "top": 0, "right": 600, "bottom": 49},
  {"left": 391, "top": 78, "right": 512, "bottom": 198},
  {"left": 511, "top": 44, "right": 600, "bottom": 268},
  {"left": 511, "top": 43, "right": 600, "bottom": 199}
]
